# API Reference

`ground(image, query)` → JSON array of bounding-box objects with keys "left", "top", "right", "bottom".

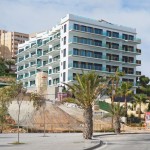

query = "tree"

[
  {"left": 0, "top": 87, "right": 12, "bottom": 133},
  {"left": 133, "top": 94, "right": 148, "bottom": 120},
  {"left": 110, "top": 102, "right": 125, "bottom": 134},
  {"left": 117, "top": 82, "right": 133, "bottom": 118},
  {"left": 5, "top": 59, "right": 15, "bottom": 71},
  {"left": 0, "top": 57, "right": 8, "bottom": 76},
  {"left": 64, "top": 71, "right": 107, "bottom": 139},
  {"left": 107, "top": 70, "right": 125, "bottom": 127},
  {"left": 9, "top": 82, "right": 28, "bottom": 143},
  {"left": 137, "top": 75, "right": 150, "bottom": 95}
]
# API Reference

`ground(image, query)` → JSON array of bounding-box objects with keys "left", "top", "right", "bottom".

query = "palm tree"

[
  {"left": 110, "top": 102, "right": 125, "bottom": 134},
  {"left": 107, "top": 70, "right": 125, "bottom": 127},
  {"left": 64, "top": 71, "right": 107, "bottom": 139},
  {"left": 133, "top": 94, "right": 148, "bottom": 120},
  {"left": 117, "top": 82, "right": 133, "bottom": 118}
]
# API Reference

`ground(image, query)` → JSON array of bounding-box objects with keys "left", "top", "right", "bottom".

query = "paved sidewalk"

[{"left": 0, "top": 133, "right": 102, "bottom": 150}]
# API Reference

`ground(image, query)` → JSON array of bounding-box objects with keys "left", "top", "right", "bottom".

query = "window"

[
  {"left": 112, "top": 43, "right": 119, "bottom": 49},
  {"left": 122, "top": 34, "right": 128, "bottom": 40},
  {"left": 63, "top": 61, "right": 66, "bottom": 69},
  {"left": 31, "top": 61, "right": 35, "bottom": 66},
  {"left": 73, "top": 61, "right": 78, "bottom": 68},
  {"left": 49, "top": 69, "right": 52, "bottom": 74},
  {"left": 94, "top": 52, "right": 102, "bottom": 58},
  {"left": 64, "top": 24, "right": 66, "bottom": 33},
  {"left": 81, "top": 25, "right": 86, "bottom": 32},
  {"left": 106, "top": 31, "right": 111, "bottom": 37},
  {"left": 88, "top": 63, "right": 93, "bottom": 69},
  {"left": 30, "top": 80, "right": 35, "bottom": 86},
  {"left": 86, "top": 51, "right": 92, "bottom": 57},
  {"left": 94, "top": 28, "right": 102, "bottom": 34},
  {"left": 63, "top": 49, "right": 66, "bottom": 57},
  {"left": 94, "top": 40, "right": 102, "bottom": 46},
  {"left": 64, "top": 36, "right": 66, "bottom": 45},
  {"left": 49, "top": 80, "right": 51, "bottom": 85},
  {"left": 94, "top": 64, "right": 102, "bottom": 70},
  {"left": 87, "top": 27, "right": 93, "bottom": 33},
  {"left": 63, "top": 72, "right": 66, "bottom": 82},
  {"left": 74, "top": 24, "right": 79, "bottom": 30},
  {"left": 73, "top": 48, "right": 79, "bottom": 55},
  {"left": 81, "top": 62, "right": 86, "bottom": 68},
  {"left": 129, "top": 35, "right": 134, "bottom": 41},
  {"left": 81, "top": 50, "right": 86, "bottom": 56},
  {"left": 112, "top": 32, "right": 119, "bottom": 38}
]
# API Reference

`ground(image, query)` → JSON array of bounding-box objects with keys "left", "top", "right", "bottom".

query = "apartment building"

[
  {"left": 0, "top": 30, "right": 29, "bottom": 59},
  {"left": 16, "top": 14, "right": 141, "bottom": 94}
]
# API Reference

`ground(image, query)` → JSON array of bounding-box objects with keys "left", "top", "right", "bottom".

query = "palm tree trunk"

[
  {"left": 139, "top": 103, "right": 141, "bottom": 121},
  {"left": 114, "top": 116, "right": 121, "bottom": 134},
  {"left": 111, "top": 97, "right": 114, "bottom": 128},
  {"left": 83, "top": 106, "right": 93, "bottom": 139}
]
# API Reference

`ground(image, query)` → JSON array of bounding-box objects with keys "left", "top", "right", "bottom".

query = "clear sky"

[{"left": 0, "top": 0, "right": 149, "bottom": 77}]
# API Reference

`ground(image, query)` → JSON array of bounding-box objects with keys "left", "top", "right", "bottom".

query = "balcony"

[
  {"left": 47, "top": 47, "right": 60, "bottom": 56},
  {"left": 122, "top": 59, "right": 136, "bottom": 65},
  {"left": 136, "top": 71, "right": 141, "bottom": 75},
  {"left": 69, "top": 25, "right": 141, "bottom": 44},
  {"left": 136, "top": 48, "right": 141, "bottom": 54},
  {"left": 136, "top": 60, "right": 141, "bottom": 66}
]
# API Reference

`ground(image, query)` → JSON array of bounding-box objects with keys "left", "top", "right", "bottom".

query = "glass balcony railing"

[
  {"left": 37, "top": 63, "right": 42, "bottom": 67},
  {"left": 136, "top": 71, "right": 141, "bottom": 75},
  {"left": 30, "top": 71, "right": 36, "bottom": 76},
  {"left": 136, "top": 48, "right": 141, "bottom": 54},
  {"left": 25, "top": 73, "right": 29, "bottom": 78},
  {"left": 136, "top": 60, "right": 141, "bottom": 65},
  {"left": 69, "top": 38, "right": 138, "bottom": 54},
  {"left": 37, "top": 52, "right": 42, "bottom": 57},
  {"left": 69, "top": 25, "right": 141, "bottom": 43},
  {"left": 43, "top": 61, "right": 48, "bottom": 66}
]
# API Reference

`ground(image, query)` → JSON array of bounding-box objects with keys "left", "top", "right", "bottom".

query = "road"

[{"left": 98, "top": 133, "right": 150, "bottom": 150}]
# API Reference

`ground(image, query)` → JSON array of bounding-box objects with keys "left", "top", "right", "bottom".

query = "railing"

[
  {"left": 136, "top": 48, "right": 141, "bottom": 54},
  {"left": 69, "top": 38, "right": 139, "bottom": 54},
  {"left": 69, "top": 25, "right": 141, "bottom": 43},
  {"left": 136, "top": 71, "right": 141, "bottom": 75},
  {"left": 136, "top": 60, "right": 141, "bottom": 65}
]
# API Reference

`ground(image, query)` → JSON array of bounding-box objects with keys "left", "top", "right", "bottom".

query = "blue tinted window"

[
  {"left": 73, "top": 61, "right": 78, "bottom": 68},
  {"left": 73, "top": 48, "right": 79, "bottom": 55},
  {"left": 112, "top": 32, "right": 119, "bottom": 38},
  {"left": 74, "top": 24, "right": 79, "bottom": 30},
  {"left": 81, "top": 25, "right": 86, "bottom": 32},
  {"left": 87, "top": 27, "right": 93, "bottom": 33},
  {"left": 81, "top": 62, "right": 86, "bottom": 68},
  {"left": 81, "top": 50, "right": 86, "bottom": 56},
  {"left": 94, "top": 40, "right": 102, "bottom": 46},
  {"left": 94, "top": 28, "right": 102, "bottom": 34},
  {"left": 87, "top": 51, "right": 92, "bottom": 57},
  {"left": 88, "top": 63, "right": 93, "bottom": 69}
]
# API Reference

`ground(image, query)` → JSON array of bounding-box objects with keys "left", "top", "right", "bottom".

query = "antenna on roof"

[{"left": 98, "top": 19, "right": 113, "bottom": 25}]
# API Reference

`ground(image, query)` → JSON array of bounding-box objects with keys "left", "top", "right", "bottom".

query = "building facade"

[
  {"left": 16, "top": 14, "right": 141, "bottom": 94},
  {"left": 0, "top": 31, "right": 29, "bottom": 59}
]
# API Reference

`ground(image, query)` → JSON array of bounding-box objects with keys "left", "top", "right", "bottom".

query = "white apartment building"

[{"left": 16, "top": 14, "right": 141, "bottom": 95}]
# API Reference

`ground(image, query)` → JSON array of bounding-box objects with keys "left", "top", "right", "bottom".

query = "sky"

[{"left": 0, "top": 0, "right": 149, "bottom": 77}]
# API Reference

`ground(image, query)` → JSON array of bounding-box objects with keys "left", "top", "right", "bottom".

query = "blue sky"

[{"left": 0, "top": 0, "right": 150, "bottom": 77}]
